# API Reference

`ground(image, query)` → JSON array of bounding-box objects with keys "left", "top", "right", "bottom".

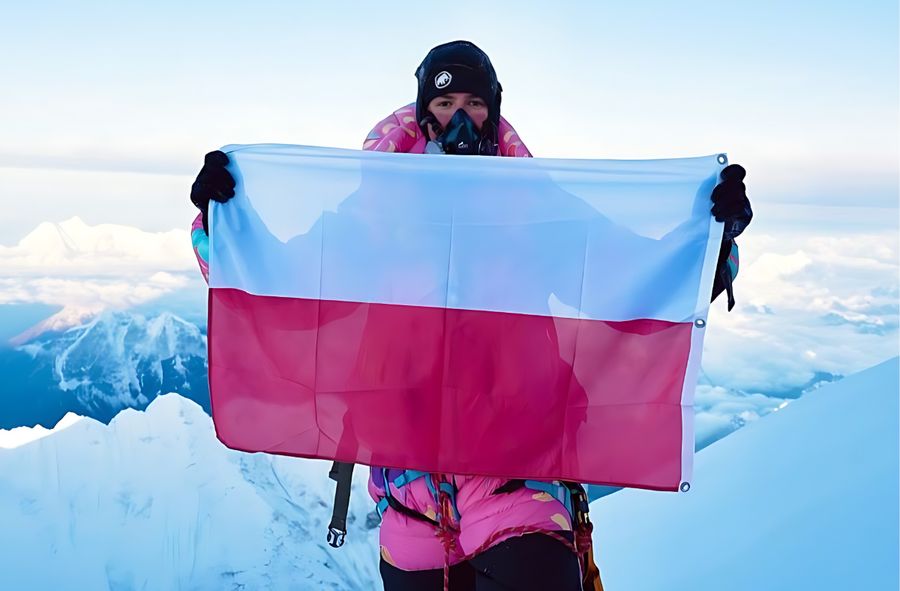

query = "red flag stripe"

[{"left": 208, "top": 288, "right": 693, "bottom": 489}]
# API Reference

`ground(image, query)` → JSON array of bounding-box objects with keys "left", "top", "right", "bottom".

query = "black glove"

[
  {"left": 711, "top": 164, "right": 753, "bottom": 240},
  {"left": 190, "top": 150, "right": 235, "bottom": 234}
]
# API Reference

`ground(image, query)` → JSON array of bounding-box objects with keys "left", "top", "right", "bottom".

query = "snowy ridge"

[
  {"left": 592, "top": 357, "right": 899, "bottom": 591},
  {"left": 0, "top": 393, "right": 380, "bottom": 590},
  {"left": 0, "top": 412, "right": 83, "bottom": 449}
]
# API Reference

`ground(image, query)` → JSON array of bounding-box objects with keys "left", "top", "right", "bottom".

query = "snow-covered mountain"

[
  {"left": 0, "top": 310, "right": 209, "bottom": 428},
  {"left": 0, "top": 394, "right": 381, "bottom": 590},
  {"left": 592, "top": 356, "right": 899, "bottom": 590}
]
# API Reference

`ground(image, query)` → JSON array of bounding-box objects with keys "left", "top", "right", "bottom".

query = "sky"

[
  {"left": 0, "top": 0, "right": 897, "bottom": 239},
  {"left": 0, "top": 0, "right": 897, "bottom": 415}
]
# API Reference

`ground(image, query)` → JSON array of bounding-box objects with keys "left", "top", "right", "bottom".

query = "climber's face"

[{"left": 426, "top": 92, "right": 489, "bottom": 138}]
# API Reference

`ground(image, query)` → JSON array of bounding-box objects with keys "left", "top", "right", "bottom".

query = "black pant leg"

[
  {"left": 380, "top": 558, "right": 477, "bottom": 591},
  {"left": 468, "top": 533, "right": 582, "bottom": 591}
]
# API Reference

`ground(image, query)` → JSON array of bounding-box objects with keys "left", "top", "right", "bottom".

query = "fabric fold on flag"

[{"left": 207, "top": 144, "right": 725, "bottom": 491}]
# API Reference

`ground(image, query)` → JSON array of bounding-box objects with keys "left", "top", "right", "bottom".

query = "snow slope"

[
  {"left": 0, "top": 394, "right": 380, "bottom": 590},
  {"left": 2, "top": 358, "right": 896, "bottom": 590},
  {"left": 592, "top": 356, "right": 899, "bottom": 591}
]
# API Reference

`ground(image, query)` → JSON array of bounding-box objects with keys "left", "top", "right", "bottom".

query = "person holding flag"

[{"left": 189, "top": 40, "right": 752, "bottom": 591}]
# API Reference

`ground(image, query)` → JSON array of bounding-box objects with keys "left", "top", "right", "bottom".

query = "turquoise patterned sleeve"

[
  {"left": 712, "top": 238, "right": 739, "bottom": 310},
  {"left": 727, "top": 240, "right": 739, "bottom": 279},
  {"left": 192, "top": 227, "right": 209, "bottom": 264},
  {"left": 190, "top": 212, "right": 210, "bottom": 283}
]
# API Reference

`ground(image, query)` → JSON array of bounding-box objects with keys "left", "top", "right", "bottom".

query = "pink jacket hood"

[{"left": 362, "top": 103, "right": 532, "bottom": 157}]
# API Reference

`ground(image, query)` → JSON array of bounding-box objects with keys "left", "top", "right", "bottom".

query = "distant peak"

[
  {"left": 10, "top": 305, "right": 102, "bottom": 345},
  {"left": 0, "top": 411, "right": 86, "bottom": 449},
  {"left": 59, "top": 216, "right": 87, "bottom": 228}
]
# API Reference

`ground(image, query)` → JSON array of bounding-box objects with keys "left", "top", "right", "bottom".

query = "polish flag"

[{"left": 207, "top": 144, "right": 725, "bottom": 491}]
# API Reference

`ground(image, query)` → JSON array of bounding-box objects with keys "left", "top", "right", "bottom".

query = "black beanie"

[{"left": 414, "top": 41, "right": 502, "bottom": 138}]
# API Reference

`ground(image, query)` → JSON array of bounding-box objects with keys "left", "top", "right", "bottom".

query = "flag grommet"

[
  {"left": 717, "top": 154, "right": 727, "bottom": 165},
  {"left": 694, "top": 318, "right": 706, "bottom": 328},
  {"left": 680, "top": 482, "right": 691, "bottom": 493}
]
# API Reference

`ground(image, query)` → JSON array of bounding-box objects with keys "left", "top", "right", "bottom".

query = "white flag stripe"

[{"left": 210, "top": 144, "right": 724, "bottom": 323}]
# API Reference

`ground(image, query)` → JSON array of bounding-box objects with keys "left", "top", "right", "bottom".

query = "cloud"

[
  {"left": 0, "top": 275, "right": 191, "bottom": 309},
  {"left": 0, "top": 218, "right": 202, "bottom": 334},
  {"left": 0, "top": 151, "right": 191, "bottom": 177},
  {"left": 693, "top": 383, "right": 788, "bottom": 450},
  {"left": 701, "top": 229, "right": 899, "bottom": 395},
  {"left": 0, "top": 216, "right": 195, "bottom": 276}
]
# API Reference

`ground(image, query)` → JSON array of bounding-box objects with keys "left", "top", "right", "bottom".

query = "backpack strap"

[
  {"left": 331, "top": 465, "right": 445, "bottom": 546},
  {"left": 373, "top": 469, "right": 461, "bottom": 524},
  {"left": 375, "top": 468, "right": 441, "bottom": 527},
  {"left": 327, "top": 461, "right": 355, "bottom": 548},
  {"left": 492, "top": 479, "right": 574, "bottom": 516}
]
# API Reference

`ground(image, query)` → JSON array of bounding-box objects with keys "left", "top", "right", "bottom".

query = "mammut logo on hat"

[{"left": 434, "top": 71, "right": 452, "bottom": 89}]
